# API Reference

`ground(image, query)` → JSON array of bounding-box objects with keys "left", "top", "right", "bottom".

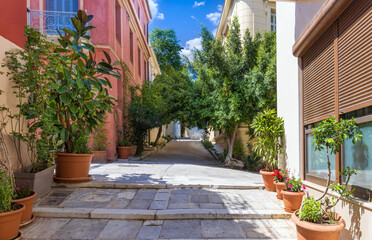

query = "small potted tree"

[
  {"left": 273, "top": 169, "right": 288, "bottom": 200},
  {"left": 291, "top": 116, "right": 361, "bottom": 240},
  {"left": 92, "top": 119, "right": 109, "bottom": 162},
  {"left": 281, "top": 175, "right": 306, "bottom": 212},
  {"left": 0, "top": 159, "right": 24, "bottom": 240},
  {"left": 252, "top": 109, "right": 284, "bottom": 191},
  {"left": 46, "top": 11, "right": 120, "bottom": 182}
]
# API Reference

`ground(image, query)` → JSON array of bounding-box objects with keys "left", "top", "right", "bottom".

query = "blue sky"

[{"left": 148, "top": 0, "right": 224, "bottom": 58}]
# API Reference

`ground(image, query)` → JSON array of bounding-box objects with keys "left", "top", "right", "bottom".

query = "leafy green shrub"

[
  {"left": 118, "top": 140, "right": 132, "bottom": 147},
  {"left": 285, "top": 176, "right": 305, "bottom": 192},
  {"left": 251, "top": 109, "right": 284, "bottom": 171},
  {"left": 93, "top": 120, "right": 109, "bottom": 151},
  {"left": 0, "top": 166, "right": 13, "bottom": 213},
  {"left": 298, "top": 197, "right": 323, "bottom": 223},
  {"left": 233, "top": 140, "right": 245, "bottom": 160},
  {"left": 202, "top": 140, "right": 213, "bottom": 149},
  {"left": 13, "top": 182, "right": 31, "bottom": 200},
  {"left": 71, "top": 134, "right": 92, "bottom": 154}
]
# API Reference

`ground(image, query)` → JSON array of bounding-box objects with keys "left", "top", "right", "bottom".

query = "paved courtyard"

[{"left": 23, "top": 140, "right": 297, "bottom": 239}]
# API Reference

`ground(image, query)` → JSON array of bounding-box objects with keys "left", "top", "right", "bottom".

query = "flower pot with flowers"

[
  {"left": 292, "top": 117, "right": 361, "bottom": 240},
  {"left": 281, "top": 176, "right": 306, "bottom": 212},
  {"left": 252, "top": 109, "right": 285, "bottom": 191},
  {"left": 40, "top": 11, "right": 121, "bottom": 182},
  {"left": 92, "top": 118, "right": 110, "bottom": 162},
  {"left": 12, "top": 183, "right": 36, "bottom": 226},
  {"left": 0, "top": 159, "right": 24, "bottom": 240},
  {"left": 273, "top": 169, "right": 288, "bottom": 199}
]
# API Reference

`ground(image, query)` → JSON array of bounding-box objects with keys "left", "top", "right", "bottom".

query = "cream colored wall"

[{"left": 0, "top": 36, "right": 30, "bottom": 171}]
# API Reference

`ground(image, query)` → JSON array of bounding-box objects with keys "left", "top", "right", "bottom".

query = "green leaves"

[{"left": 60, "top": 128, "right": 70, "bottom": 142}]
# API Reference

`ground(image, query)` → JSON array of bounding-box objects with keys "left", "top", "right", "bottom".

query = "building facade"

[
  {"left": 217, "top": 0, "right": 276, "bottom": 41},
  {"left": 277, "top": 0, "right": 372, "bottom": 239}
]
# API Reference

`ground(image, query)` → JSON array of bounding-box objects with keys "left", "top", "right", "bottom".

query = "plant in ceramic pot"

[
  {"left": 273, "top": 169, "right": 288, "bottom": 200},
  {"left": 0, "top": 159, "right": 24, "bottom": 240},
  {"left": 44, "top": 11, "right": 120, "bottom": 182},
  {"left": 11, "top": 182, "right": 35, "bottom": 226},
  {"left": 292, "top": 116, "right": 361, "bottom": 240},
  {"left": 117, "top": 140, "right": 132, "bottom": 159},
  {"left": 281, "top": 175, "right": 306, "bottom": 212},
  {"left": 252, "top": 109, "right": 284, "bottom": 191},
  {"left": 92, "top": 119, "right": 109, "bottom": 163}
]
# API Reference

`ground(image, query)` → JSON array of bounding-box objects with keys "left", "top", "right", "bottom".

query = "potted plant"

[
  {"left": 273, "top": 169, "right": 288, "bottom": 200},
  {"left": 92, "top": 119, "right": 109, "bottom": 163},
  {"left": 291, "top": 117, "right": 361, "bottom": 240},
  {"left": 44, "top": 11, "right": 120, "bottom": 182},
  {"left": 0, "top": 159, "right": 24, "bottom": 240},
  {"left": 281, "top": 176, "right": 306, "bottom": 212},
  {"left": 117, "top": 140, "right": 132, "bottom": 159},
  {"left": 252, "top": 109, "right": 284, "bottom": 191},
  {"left": 12, "top": 182, "right": 36, "bottom": 226},
  {"left": 0, "top": 27, "right": 59, "bottom": 199}
]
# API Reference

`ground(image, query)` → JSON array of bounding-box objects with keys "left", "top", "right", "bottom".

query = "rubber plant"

[{"left": 292, "top": 116, "right": 361, "bottom": 240}]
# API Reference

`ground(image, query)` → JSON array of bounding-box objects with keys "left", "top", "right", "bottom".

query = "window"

[
  {"left": 270, "top": 11, "right": 276, "bottom": 32},
  {"left": 115, "top": 1, "right": 121, "bottom": 43},
  {"left": 46, "top": 0, "right": 78, "bottom": 35},
  {"left": 138, "top": 48, "right": 141, "bottom": 76},
  {"left": 130, "top": 30, "right": 133, "bottom": 63}
]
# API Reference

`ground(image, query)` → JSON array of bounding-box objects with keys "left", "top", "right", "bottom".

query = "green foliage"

[
  {"left": 93, "top": 119, "right": 109, "bottom": 151},
  {"left": 162, "top": 136, "right": 171, "bottom": 143},
  {"left": 117, "top": 140, "right": 132, "bottom": 147},
  {"left": 150, "top": 28, "right": 183, "bottom": 71},
  {"left": 202, "top": 140, "right": 214, "bottom": 149},
  {"left": 285, "top": 176, "right": 305, "bottom": 192},
  {"left": 13, "top": 182, "right": 31, "bottom": 200},
  {"left": 71, "top": 133, "right": 92, "bottom": 154},
  {"left": 251, "top": 109, "right": 284, "bottom": 171},
  {"left": 233, "top": 140, "right": 245, "bottom": 159},
  {"left": 299, "top": 197, "right": 323, "bottom": 223},
  {"left": 0, "top": 163, "right": 13, "bottom": 213}
]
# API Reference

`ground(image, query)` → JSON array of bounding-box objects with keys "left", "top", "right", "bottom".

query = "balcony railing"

[{"left": 28, "top": 9, "right": 76, "bottom": 35}]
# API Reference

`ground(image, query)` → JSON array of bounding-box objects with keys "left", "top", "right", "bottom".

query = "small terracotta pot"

[
  {"left": 259, "top": 169, "right": 275, "bottom": 191},
  {"left": 291, "top": 211, "right": 345, "bottom": 240},
  {"left": 55, "top": 153, "right": 93, "bottom": 181},
  {"left": 130, "top": 145, "right": 137, "bottom": 156},
  {"left": 274, "top": 182, "right": 286, "bottom": 200},
  {"left": 12, "top": 191, "right": 36, "bottom": 224},
  {"left": 0, "top": 204, "right": 25, "bottom": 240},
  {"left": 281, "top": 190, "right": 305, "bottom": 213},
  {"left": 92, "top": 151, "right": 107, "bottom": 163},
  {"left": 117, "top": 146, "right": 131, "bottom": 159}
]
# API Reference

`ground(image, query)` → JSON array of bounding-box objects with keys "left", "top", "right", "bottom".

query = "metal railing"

[{"left": 28, "top": 9, "right": 76, "bottom": 35}]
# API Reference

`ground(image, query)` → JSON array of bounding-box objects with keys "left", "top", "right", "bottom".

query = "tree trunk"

[
  {"left": 154, "top": 126, "right": 163, "bottom": 145},
  {"left": 225, "top": 124, "right": 239, "bottom": 166}
]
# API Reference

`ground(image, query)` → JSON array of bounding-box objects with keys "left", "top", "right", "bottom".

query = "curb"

[{"left": 33, "top": 207, "right": 291, "bottom": 220}]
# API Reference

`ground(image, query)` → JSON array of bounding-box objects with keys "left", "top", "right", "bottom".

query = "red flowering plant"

[
  {"left": 285, "top": 176, "right": 306, "bottom": 192},
  {"left": 13, "top": 181, "right": 32, "bottom": 200},
  {"left": 272, "top": 169, "right": 289, "bottom": 183}
]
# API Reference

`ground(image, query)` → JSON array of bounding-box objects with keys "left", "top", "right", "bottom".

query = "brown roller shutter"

[
  {"left": 302, "top": 24, "right": 335, "bottom": 125},
  {"left": 338, "top": 0, "right": 372, "bottom": 114}
]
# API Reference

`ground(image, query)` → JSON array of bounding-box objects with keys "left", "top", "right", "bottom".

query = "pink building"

[{"left": 27, "top": 0, "right": 160, "bottom": 160}]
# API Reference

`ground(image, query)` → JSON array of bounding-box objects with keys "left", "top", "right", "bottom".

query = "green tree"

[{"left": 150, "top": 28, "right": 183, "bottom": 71}]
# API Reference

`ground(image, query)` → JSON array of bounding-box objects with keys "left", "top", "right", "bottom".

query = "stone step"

[{"left": 33, "top": 207, "right": 291, "bottom": 220}]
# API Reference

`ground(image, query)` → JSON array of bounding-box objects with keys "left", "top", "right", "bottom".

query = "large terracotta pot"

[
  {"left": 281, "top": 190, "right": 305, "bottom": 212},
  {"left": 130, "top": 145, "right": 137, "bottom": 156},
  {"left": 0, "top": 204, "right": 24, "bottom": 240},
  {"left": 291, "top": 211, "right": 345, "bottom": 240},
  {"left": 259, "top": 169, "right": 275, "bottom": 191},
  {"left": 92, "top": 151, "right": 107, "bottom": 163},
  {"left": 117, "top": 146, "right": 131, "bottom": 159},
  {"left": 274, "top": 182, "right": 286, "bottom": 200},
  {"left": 12, "top": 191, "right": 36, "bottom": 225},
  {"left": 54, "top": 153, "right": 93, "bottom": 183}
]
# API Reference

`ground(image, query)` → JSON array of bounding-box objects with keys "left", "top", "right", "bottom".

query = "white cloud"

[
  {"left": 181, "top": 37, "right": 202, "bottom": 60},
  {"left": 206, "top": 12, "right": 221, "bottom": 25},
  {"left": 193, "top": 1, "right": 205, "bottom": 8},
  {"left": 149, "top": 0, "right": 158, "bottom": 18},
  {"left": 157, "top": 13, "right": 164, "bottom": 20},
  {"left": 217, "top": 4, "right": 223, "bottom": 12},
  {"left": 191, "top": 15, "right": 196, "bottom": 20}
]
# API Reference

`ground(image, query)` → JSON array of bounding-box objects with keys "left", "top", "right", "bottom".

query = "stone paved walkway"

[{"left": 54, "top": 140, "right": 264, "bottom": 189}]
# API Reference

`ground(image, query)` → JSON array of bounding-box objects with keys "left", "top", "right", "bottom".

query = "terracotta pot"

[
  {"left": 12, "top": 191, "right": 36, "bottom": 224},
  {"left": 117, "top": 146, "right": 131, "bottom": 159},
  {"left": 0, "top": 204, "right": 25, "bottom": 240},
  {"left": 14, "top": 165, "right": 55, "bottom": 200},
  {"left": 55, "top": 153, "right": 93, "bottom": 181},
  {"left": 291, "top": 211, "right": 345, "bottom": 240},
  {"left": 259, "top": 169, "right": 275, "bottom": 191},
  {"left": 274, "top": 182, "right": 286, "bottom": 200},
  {"left": 92, "top": 151, "right": 107, "bottom": 163},
  {"left": 281, "top": 190, "right": 305, "bottom": 212},
  {"left": 130, "top": 145, "right": 137, "bottom": 156}
]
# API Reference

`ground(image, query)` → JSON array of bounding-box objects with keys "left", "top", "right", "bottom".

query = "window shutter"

[
  {"left": 302, "top": 24, "right": 335, "bottom": 125},
  {"left": 338, "top": 0, "right": 372, "bottom": 114}
]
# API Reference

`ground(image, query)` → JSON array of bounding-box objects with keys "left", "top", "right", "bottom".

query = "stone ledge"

[{"left": 33, "top": 208, "right": 291, "bottom": 220}]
